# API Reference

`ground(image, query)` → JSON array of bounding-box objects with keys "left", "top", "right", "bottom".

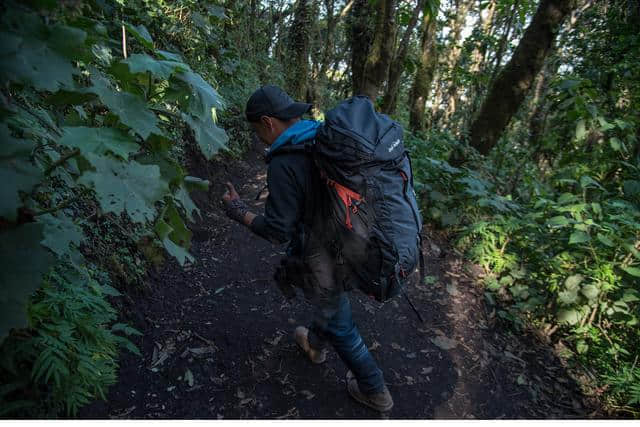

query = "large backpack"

[{"left": 311, "top": 96, "right": 424, "bottom": 302}]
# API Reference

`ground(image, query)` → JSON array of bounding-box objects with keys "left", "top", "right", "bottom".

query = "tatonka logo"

[{"left": 388, "top": 139, "right": 401, "bottom": 153}]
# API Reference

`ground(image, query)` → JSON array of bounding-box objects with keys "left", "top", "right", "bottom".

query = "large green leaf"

[
  {"left": 206, "top": 4, "right": 227, "bottom": 19},
  {"left": 0, "top": 124, "right": 42, "bottom": 221},
  {"left": 157, "top": 50, "right": 185, "bottom": 63},
  {"left": 161, "top": 237, "right": 194, "bottom": 266},
  {"left": 569, "top": 230, "right": 591, "bottom": 245},
  {"left": 623, "top": 180, "right": 640, "bottom": 199},
  {"left": 546, "top": 216, "right": 570, "bottom": 228},
  {"left": 154, "top": 199, "right": 194, "bottom": 265},
  {"left": 123, "top": 23, "right": 153, "bottom": 49},
  {"left": 558, "top": 288, "right": 579, "bottom": 305},
  {"left": 0, "top": 223, "right": 54, "bottom": 342},
  {"left": 0, "top": 32, "right": 76, "bottom": 92},
  {"left": 87, "top": 74, "right": 161, "bottom": 140},
  {"left": 164, "top": 200, "right": 192, "bottom": 249},
  {"left": 565, "top": 274, "right": 584, "bottom": 288},
  {"left": 0, "top": 10, "right": 87, "bottom": 92},
  {"left": 557, "top": 309, "right": 581, "bottom": 325},
  {"left": 121, "top": 53, "right": 188, "bottom": 80},
  {"left": 182, "top": 114, "right": 228, "bottom": 160},
  {"left": 154, "top": 217, "right": 193, "bottom": 266},
  {"left": 136, "top": 152, "right": 185, "bottom": 187},
  {"left": 596, "top": 233, "right": 615, "bottom": 247},
  {"left": 58, "top": 126, "right": 139, "bottom": 160},
  {"left": 174, "top": 185, "right": 200, "bottom": 223},
  {"left": 38, "top": 213, "right": 84, "bottom": 258},
  {"left": 78, "top": 154, "right": 169, "bottom": 223},
  {"left": 621, "top": 266, "right": 640, "bottom": 278},
  {"left": 172, "top": 70, "right": 225, "bottom": 118},
  {"left": 581, "top": 283, "right": 600, "bottom": 301},
  {"left": 457, "top": 176, "right": 489, "bottom": 197}
]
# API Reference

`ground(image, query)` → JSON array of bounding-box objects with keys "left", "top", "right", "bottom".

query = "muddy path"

[{"left": 80, "top": 142, "right": 599, "bottom": 419}]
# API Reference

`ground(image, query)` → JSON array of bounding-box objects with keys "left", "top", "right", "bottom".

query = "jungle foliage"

[
  {"left": 0, "top": 0, "right": 229, "bottom": 416},
  {"left": 0, "top": 0, "right": 638, "bottom": 417}
]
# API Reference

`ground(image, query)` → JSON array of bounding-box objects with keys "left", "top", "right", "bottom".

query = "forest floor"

[{"left": 80, "top": 141, "right": 602, "bottom": 419}]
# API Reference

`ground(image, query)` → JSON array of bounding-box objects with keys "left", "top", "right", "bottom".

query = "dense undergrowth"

[
  {"left": 405, "top": 3, "right": 640, "bottom": 411},
  {"left": 0, "top": 0, "right": 245, "bottom": 416}
]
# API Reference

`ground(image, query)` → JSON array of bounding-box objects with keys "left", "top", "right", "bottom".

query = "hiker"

[{"left": 221, "top": 85, "right": 394, "bottom": 412}]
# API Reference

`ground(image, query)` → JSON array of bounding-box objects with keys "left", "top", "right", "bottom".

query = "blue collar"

[{"left": 268, "top": 120, "right": 321, "bottom": 154}]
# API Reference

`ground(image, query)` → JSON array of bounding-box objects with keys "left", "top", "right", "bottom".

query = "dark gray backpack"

[{"left": 313, "top": 96, "right": 424, "bottom": 302}]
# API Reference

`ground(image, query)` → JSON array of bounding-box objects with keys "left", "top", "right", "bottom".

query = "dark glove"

[{"left": 223, "top": 198, "right": 249, "bottom": 223}]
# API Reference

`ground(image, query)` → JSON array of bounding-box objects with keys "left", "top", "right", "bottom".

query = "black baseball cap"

[{"left": 245, "top": 85, "right": 312, "bottom": 122}]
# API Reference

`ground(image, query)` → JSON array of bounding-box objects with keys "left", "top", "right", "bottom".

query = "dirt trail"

[{"left": 80, "top": 142, "right": 598, "bottom": 419}]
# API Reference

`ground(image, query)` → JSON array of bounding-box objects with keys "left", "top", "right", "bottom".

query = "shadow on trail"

[{"left": 79, "top": 141, "right": 597, "bottom": 419}]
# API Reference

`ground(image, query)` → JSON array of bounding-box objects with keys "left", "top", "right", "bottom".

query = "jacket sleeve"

[{"left": 249, "top": 155, "right": 305, "bottom": 244}]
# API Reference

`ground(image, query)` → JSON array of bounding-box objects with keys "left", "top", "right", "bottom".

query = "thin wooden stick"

[{"left": 121, "top": 24, "right": 127, "bottom": 58}]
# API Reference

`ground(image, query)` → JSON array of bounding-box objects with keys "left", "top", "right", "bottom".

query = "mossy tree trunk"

[
  {"left": 348, "top": 0, "right": 374, "bottom": 96},
  {"left": 360, "top": 0, "right": 397, "bottom": 101},
  {"left": 408, "top": 11, "right": 437, "bottom": 132},
  {"left": 286, "top": 0, "right": 313, "bottom": 101},
  {"left": 380, "top": 0, "right": 423, "bottom": 115},
  {"left": 468, "top": 0, "right": 578, "bottom": 156}
]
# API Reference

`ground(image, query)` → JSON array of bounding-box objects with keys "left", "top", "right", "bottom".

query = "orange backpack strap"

[{"left": 325, "top": 178, "right": 363, "bottom": 230}]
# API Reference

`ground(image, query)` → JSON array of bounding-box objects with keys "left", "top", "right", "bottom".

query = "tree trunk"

[
  {"left": 468, "top": 0, "right": 578, "bottom": 156},
  {"left": 286, "top": 0, "right": 313, "bottom": 100},
  {"left": 408, "top": 11, "right": 437, "bottom": 132},
  {"left": 487, "top": 0, "right": 519, "bottom": 86},
  {"left": 441, "top": 0, "right": 474, "bottom": 124},
  {"left": 381, "top": 0, "right": 423, "bottom": 115},
  {"left": 429, "top": 0, "right": 473, "bottom": 127},
  {"left": 464, "top": 0, "right": 497, "bottom": 128},
  {"left": 360, "top": 0, "right": 397, "bottom": 101},
  {"left": 527, "top": 57, "right": 557, "bottom": 148},
  {"left": 348, "top": 0, "right": 374, "bottom": 96}
]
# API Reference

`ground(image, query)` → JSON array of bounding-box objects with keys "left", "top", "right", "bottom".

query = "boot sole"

[
  {"left": 346, "top": 371, "right": 393, "bottom": 412},
  {"left": 294, "top": 327, "right": 327, "bottom": 364}
]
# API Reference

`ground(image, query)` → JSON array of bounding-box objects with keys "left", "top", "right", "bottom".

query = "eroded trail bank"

[{"left": 81, "top": 143, "right": 598, "bottom": 419}]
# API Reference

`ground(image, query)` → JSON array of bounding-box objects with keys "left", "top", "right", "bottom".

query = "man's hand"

[
  {"left": 222, "top": 182, "right": 240, "bottom": 203},
  {"left": 221, "top": 182, "right": 256, "bottom": 226}
]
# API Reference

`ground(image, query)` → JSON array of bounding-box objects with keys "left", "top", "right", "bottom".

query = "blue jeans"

[
  {"left": 303, "top": 234, "right": 385, "bottom": 395},
  {"left": 310, "top": 292, "right": 385, "bottom": 394}
]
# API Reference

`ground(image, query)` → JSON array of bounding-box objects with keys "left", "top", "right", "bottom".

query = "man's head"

[{"left": 245, "top": 85, "right": 312, "bottom": 145}]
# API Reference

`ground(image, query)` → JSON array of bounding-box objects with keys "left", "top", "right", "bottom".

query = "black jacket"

[{"left": 250, "top": 150, "right": 320, "bottom": 251}]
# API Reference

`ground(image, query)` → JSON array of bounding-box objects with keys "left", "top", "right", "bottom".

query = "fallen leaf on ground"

[
  {"left": 391, "top": 342, "right": 406, "bottom": 351},
  {"left": 265, "top": 332, "right": 284, "bottom": 346},
  {"left": 299, "top": 390, "right": 315, "bottom": 400},
  {"left": 421, "top": 367, "right": 434, "bottom": 374},
  {"left": 369, "top": 340, "right": 381, "bottom": 351},
  {"left": 430, "top": 335, "right": 458, "bottom": 350},
  {"left": 184, "top": 368, "right": 194, "bottom": 387},
  {"left": 276, "top": 407, "right": 299, "bottom": 419},
  {"left": 446, "top": 282, "right": 460, "bottom": 296},
  {"left": 239, "top": 397, "right": 254, "bottom": 406},
  {"left": 181, "top": 346, "right": 216, "bottom": 358}
]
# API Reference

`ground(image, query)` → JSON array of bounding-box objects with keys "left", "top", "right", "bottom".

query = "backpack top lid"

[{"left": 318, "top": 96, "right": 404, "bottom": 162}]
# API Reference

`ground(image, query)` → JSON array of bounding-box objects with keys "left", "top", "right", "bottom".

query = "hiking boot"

[
  {"left": 294, "top": 326, "right": 327, "bottom": 364},
  {"left": 346, "top": 370, "right": 394, "bottom": 412}
]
